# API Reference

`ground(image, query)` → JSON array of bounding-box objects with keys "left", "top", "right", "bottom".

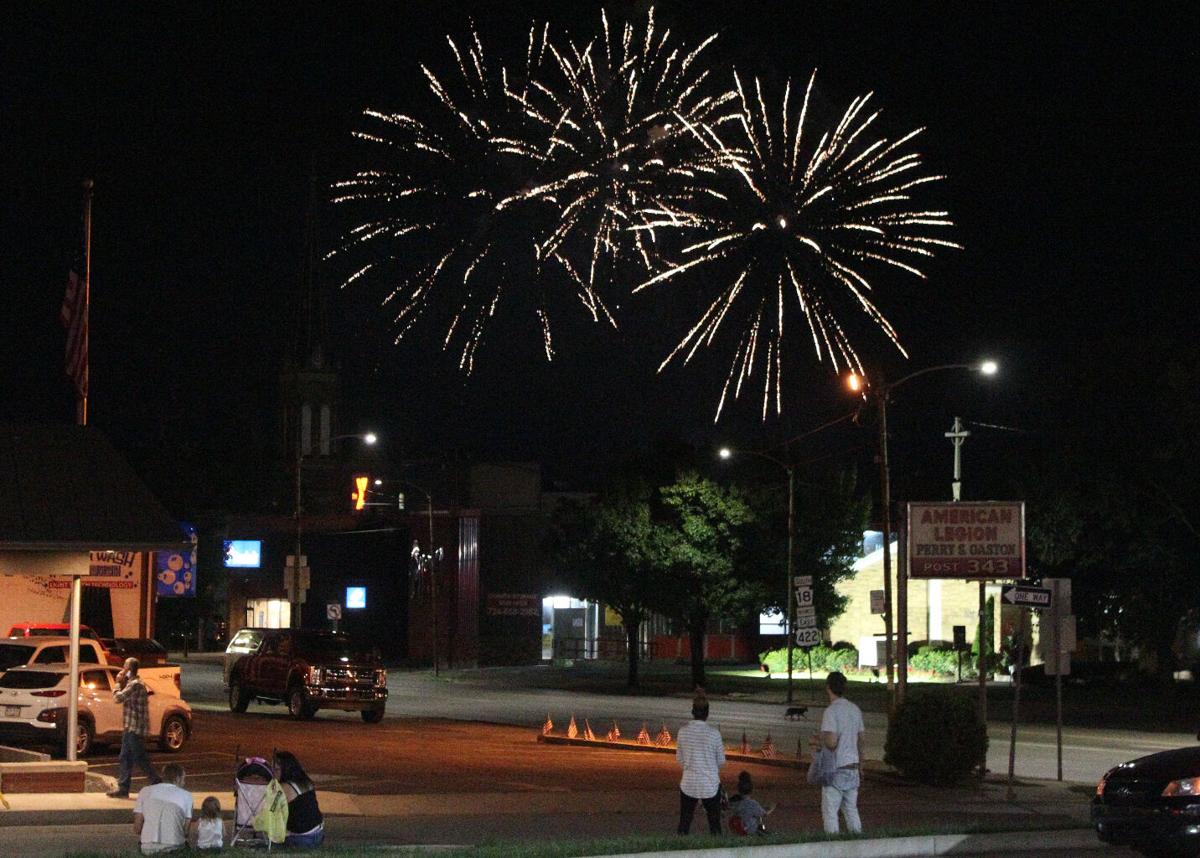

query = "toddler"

[
  {"left": 194, "top": 795, "right": 225, "bottom": 850},
  {"left": 728, "top": 770, "right": 775, "bottom": 835}
]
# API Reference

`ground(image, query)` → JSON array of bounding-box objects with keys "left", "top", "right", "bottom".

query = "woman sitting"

[{"left": 274, "top": 751, "right": 324, "bottom": 847}]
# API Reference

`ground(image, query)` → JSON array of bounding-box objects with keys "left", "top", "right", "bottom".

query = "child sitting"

[
  {"left": 193, "top": 795, "right": 225, "bottom": 850},
  {"left": 728, "top": 770, "right": 775, "bottom": 835}
]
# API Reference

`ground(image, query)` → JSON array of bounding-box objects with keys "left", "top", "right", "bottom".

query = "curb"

[
  {"left": 537, "top": 734, "right": 806, "bottom": 769},
  {"left": 575, "top": 828, "right": 1097, "bottom": 858}
]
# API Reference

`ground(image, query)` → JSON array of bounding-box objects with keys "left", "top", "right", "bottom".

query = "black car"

[{"left": 1093, "top": 745, "right": 1200, "bottom": 856}]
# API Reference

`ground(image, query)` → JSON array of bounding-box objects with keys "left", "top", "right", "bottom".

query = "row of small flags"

[{"left": 543, "top": 715, "right": 783, "bottom": 759}]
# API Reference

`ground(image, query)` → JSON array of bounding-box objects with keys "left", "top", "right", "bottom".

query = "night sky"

[{"left": 2, "top": 3, "right": 1194, "bottom": 513}]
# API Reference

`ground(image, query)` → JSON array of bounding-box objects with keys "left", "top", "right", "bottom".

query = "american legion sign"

[{"left": 906, "top": 501, "right": 1025, "bottom": 580}]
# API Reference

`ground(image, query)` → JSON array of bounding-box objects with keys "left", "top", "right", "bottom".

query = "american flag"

[{"left": 60, "top": 268, "right": 88, "bottom": 404}]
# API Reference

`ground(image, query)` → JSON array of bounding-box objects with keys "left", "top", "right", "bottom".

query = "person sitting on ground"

[
  {"left": 192, "top": 795, "right": 225, "bottom": 850},
  {"left": 275, "top": 750, "right": 325, "bottom": 847},
  {"left": 728, "top": 770, "right": 775, "bottom": 835},
  {"left": 133, "top": 762, "right": 194, "bottom": 854}
]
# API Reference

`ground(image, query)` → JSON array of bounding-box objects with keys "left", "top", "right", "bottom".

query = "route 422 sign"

[{"left": 795, "top": 628, "right": 822, "bottom": 648}]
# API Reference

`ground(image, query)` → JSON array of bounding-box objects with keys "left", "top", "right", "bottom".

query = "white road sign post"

[{"left": 793, "top": 578, "right": 819, "bottom": 647}]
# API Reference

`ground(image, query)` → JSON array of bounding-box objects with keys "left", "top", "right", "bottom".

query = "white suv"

[{"left": 0, "top": 664, "right": 192, "bottom": 757}]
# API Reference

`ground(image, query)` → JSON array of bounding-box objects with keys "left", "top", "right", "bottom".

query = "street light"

[
  {"left": 718, "top": 445, "right": 799, "bottom": 704},
  {"left": 293, "top": 430, "right": 377, "bottom": 630},
  {"left": 847, "top": 361, "right": 997, "bottom": 707}
]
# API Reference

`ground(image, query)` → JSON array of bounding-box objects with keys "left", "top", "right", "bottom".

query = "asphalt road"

[{"left": 179, "top": 661, "right": 1196, "bottom": 786}]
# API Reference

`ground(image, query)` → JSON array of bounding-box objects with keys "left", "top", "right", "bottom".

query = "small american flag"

[{"left": 60, "top": 268, "right": 88, "bottom": 405}]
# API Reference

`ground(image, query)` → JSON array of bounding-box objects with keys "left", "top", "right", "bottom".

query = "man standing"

[
  {"left": 108, "top": 657, "right": 160, "bottom": 798},
  {"left": 675, "top": 689, "right": 726, "bottom": 835},
  {"left": 818, "top": 670, "right": 864, "bottom": 834},
  {"left": 133, "top": 763, "right": 193, "bottom": 853}
]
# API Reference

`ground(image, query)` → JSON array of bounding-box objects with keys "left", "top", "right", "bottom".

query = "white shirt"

[
  {"left": 821, "top": 696, "right": 865, "bottom": 769},
  {"left": 134, "top": 782, "right": 193, "bottom": 853},
  {"left": 675, "top": 719, "right": 726, "bottom": 799},
  {"left": 196, "top": 817, "right": 224, "bottom": 849}
]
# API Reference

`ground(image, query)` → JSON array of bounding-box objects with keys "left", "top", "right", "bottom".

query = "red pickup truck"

[{"left": 223, "top": 628, "right": 387, "bottom": 722}]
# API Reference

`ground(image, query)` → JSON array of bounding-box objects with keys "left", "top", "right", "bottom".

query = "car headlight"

[
  {"left": 1163, "top": 777, "right": 1200, "bottom": 797},
  {"left": 1096, "top": 773, "right": 1108, "bottom": 796},
  {"left": 306, "top": 666, "right": 323, "bottom": 685},
  {"left": 375, "top": 669, "right": 387, "bottom": 688}
]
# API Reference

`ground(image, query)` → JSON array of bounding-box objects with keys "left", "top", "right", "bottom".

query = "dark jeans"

[
  {"left": 678, "top": 790, "right": 722, "bottom": 835},
  {"left": 285, "top": 825, "right": 325, "bottom": 848},
  {"left": 117, "top": 730, "right": 159, "bottom": 792}
]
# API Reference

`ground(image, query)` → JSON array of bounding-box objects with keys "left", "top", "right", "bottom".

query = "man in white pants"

[{"left": 818, "top": 671, "right": 864, "bottom": 834}]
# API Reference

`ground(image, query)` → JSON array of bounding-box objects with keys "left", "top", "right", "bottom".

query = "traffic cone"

[
  {"left": 636, "top": 722, "right": 651, "bottom": 745},
  {"left": 567, "top": 715, "right": 578, "bottom": 739},
  {"left": 542, "top": 714, "right": 553, "bottom": 736},
  {"left": 655, "top": 724, "right": 672, "bottom": 746},
  {"left": 584, "top": 719, "right": 597, "bottom": 741}
]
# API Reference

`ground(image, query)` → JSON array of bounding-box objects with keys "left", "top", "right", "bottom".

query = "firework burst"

[
  {"left": 329, "top": 25, "right": 589, "bottom": 371},
  {"left": 507, "top": 8, "right": 733, "bottom": 292},
  {"left": 636, "top": 71, "right": 960, "bottom": 420}
]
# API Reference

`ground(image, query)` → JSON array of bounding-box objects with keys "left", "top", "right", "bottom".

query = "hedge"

[
  {"left": 884, "top": 691, "right": 988, "bottom": 785},
  {"left": 760, "top": 644, "right": 858, "bottom": 675}
]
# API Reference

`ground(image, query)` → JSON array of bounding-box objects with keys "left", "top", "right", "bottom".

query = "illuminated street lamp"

[
  {"left": 293, "top": 430, "right": 377, "bottom": 629},
  {"left": 847, "top": 361, "right": 998, "bottom": 706},
  {"left": 718, "top": 445, "right": 799, "bottom": 704}
]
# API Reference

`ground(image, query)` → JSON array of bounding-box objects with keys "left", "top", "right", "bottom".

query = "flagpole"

[{"left": 80, "top": 178, "right": 93, "bottom": 427}]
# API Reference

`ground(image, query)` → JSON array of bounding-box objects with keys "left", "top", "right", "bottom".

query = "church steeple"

[{"left": 282, "top": 170, "right": 338, "bottom": 470}]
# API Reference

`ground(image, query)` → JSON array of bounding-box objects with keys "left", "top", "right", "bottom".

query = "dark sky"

[{"left": 2, "top": 2, "right": 1195, "bottom": 510}]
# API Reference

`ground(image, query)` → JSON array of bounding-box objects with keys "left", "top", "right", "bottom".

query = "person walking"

[
  {"left": 109, "top": 657, "right": 161, "bottom": 799},
  {"left": 675, "top": 689, "right": 726, "bottom": 835},
  {"left": 817, "top": 670, "right": 864, "bottom": 834}
]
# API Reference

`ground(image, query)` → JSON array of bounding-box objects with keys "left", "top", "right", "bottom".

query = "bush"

[
  {"left": 909, "top": 645, "right": 961, "bottom": 677},
  {"left": 884, "top": 691, "right": 987, "bottom": 785},
  {"left": 759, "top": 644, "right": 858, "bottom": 675}
]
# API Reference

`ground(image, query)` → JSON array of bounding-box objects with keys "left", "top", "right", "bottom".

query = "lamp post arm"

[{"left": 883, "top": 363, "right": 977, "bottom": 396}]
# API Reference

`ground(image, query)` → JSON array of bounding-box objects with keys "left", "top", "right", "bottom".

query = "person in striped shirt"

[{"left": 675, "top": 689, "right": 726, "bottom": 835}]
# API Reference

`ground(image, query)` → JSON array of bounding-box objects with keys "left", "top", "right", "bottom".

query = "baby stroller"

[{"left": 232, "top": 754, "right": 276, "bottom": 848}]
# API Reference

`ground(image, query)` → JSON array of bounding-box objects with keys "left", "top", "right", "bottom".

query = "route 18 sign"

[{"left": 907, "top": 501, "right": 1025, "bottom": 580}]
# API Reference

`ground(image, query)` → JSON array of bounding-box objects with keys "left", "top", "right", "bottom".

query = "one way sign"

[{"left": 1001, "top": 584, "right": 1052, "bottom": 610}]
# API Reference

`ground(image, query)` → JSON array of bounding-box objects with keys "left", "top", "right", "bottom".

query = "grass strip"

[{"left": 66, "top": 820, "right": 1091, "bottom": 858}]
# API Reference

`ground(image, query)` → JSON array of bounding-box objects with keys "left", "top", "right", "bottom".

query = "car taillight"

[
  {"left": 174, "top": 673, "right": 181, "bottom": 692},
  {"left": 31, "top": 690, "right": 67, "bottom": 698},
  {"left": 375, "top": 669, "right": 387, "bottom": 688},
  {"left": 37, "top": 708, "right": 64, "bottom": 723}
]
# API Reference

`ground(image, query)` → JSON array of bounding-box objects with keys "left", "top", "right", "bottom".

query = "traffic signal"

[{"left": 351, "top": 475, "right": 370, "bottom": 511}]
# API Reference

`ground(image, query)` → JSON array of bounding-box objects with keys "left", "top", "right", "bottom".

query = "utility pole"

[
  {"left": 785, "top": 463, "right": 796, "bottom": 703},
  {"left": 946, "top": 416, "right": 988, "bottom": 769},
  {"left": 877, "top": 390, "right": 895, "bottom": 698}
]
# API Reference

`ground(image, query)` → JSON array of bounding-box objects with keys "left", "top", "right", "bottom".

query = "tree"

[
  {"left": 656, "top": 472, "right": 761, "bottom": 689},
  {"left": 548, "top": 482, "right": 666, "bottom": 688},
  {"left": 744, "top": 468, "right": 870, "bottom": 657}
]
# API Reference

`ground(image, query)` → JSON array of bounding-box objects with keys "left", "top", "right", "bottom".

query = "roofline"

[{"left": 0, "top": 541, "right": 191, "bottom": 552}]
